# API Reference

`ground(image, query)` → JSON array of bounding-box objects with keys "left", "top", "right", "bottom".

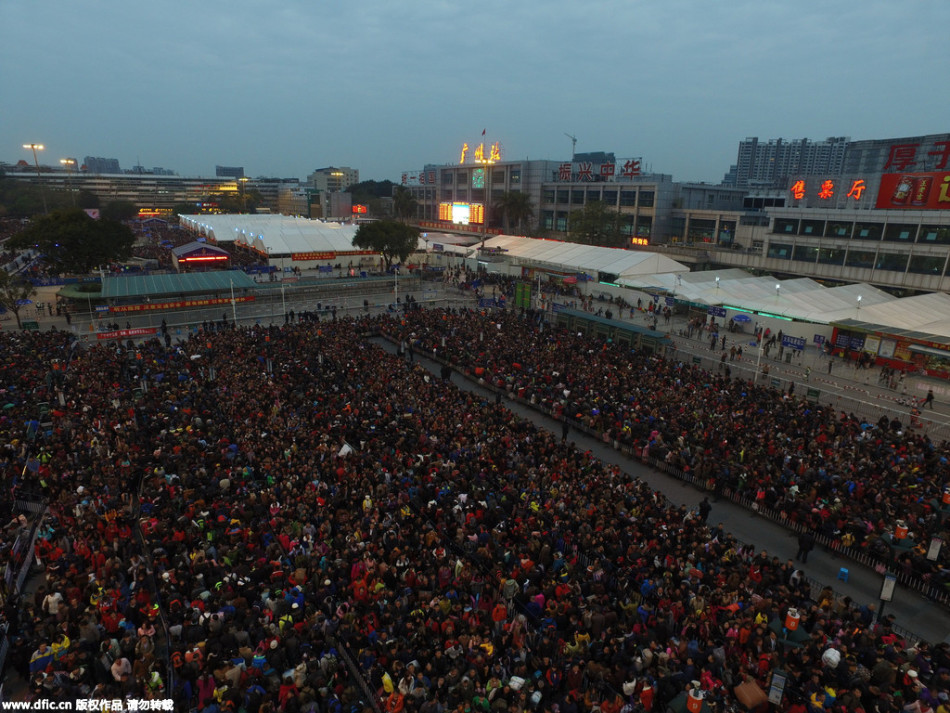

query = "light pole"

[
  {"left": 229, "top": 279, "right": 238, "bottom": 325},
  {"left": 476, "top": 148, "right": 496, "bottom": 250},
  {"left": 856, "top": 294, "right": 862, "bottom": 318},
  {"left": 60, "top": 158, "right": 76, "bottom": 206},
  {"left": 753, "top": 336, "right": 765, "bottom": 383},
  {"left": 23, "top": 143, "right": 48, "bottom": 213},
  {"left": 239, "top": 177, "right": 249, "bottom": 213}
]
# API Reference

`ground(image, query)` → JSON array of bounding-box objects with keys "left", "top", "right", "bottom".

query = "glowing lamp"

[
  {"left": 895, "top": 521, "right": 908, "bottom": 540},
  {"left": 785, "top": 608, "right": 800, "bottom": 631}
]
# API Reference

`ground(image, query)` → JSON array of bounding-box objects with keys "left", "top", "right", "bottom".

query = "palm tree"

[
  {"left": 494, "top": 191, "right": 534, "bottom": 234},
  {"left": 392, "top": 186, "right": 417, "bottom": 223}
]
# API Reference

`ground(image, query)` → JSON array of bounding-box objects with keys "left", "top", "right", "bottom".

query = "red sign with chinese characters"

[
  {"left": 96, "top": 327, "right": 158, "bottom": 340},
  {"left": 875, "top": 172, "right": 950, "bottom": 210},
  {"left": 110, "top": 296, "right": 256, "bottom": 314}
]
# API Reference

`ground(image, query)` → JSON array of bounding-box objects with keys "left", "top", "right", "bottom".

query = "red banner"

[
  {"left": 110, "top": 296, "right": 255, "bottom": 313},
  {"left": 291, "top": 250, "right": 377, "bottom": 261},
  {"left": 876, "top": 171, "right": 950, "bottom": 210},
  {"left": 96, "top": 327, "right": 158, "bottom": 340}
]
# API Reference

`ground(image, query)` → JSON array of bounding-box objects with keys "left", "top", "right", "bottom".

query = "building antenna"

[{"left": 564, "top": 133, "right": 577, "bottom": 162}]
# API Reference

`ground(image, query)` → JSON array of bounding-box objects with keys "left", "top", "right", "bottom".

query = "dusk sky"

[{"left": 4, "top": 1, "right": 949, "bottom": 184}]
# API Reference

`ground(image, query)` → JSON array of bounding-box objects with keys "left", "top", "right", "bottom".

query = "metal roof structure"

[{"left": 101, "top": 269, "right": 257, "bottom": 300}]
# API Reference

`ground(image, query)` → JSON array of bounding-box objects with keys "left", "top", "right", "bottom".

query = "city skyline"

[{"left": 3, "top": 1, "right": 949, "bottom": 184}]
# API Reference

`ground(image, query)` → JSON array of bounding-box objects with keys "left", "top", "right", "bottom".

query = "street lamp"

[
  {"left": 60, "top": 158, "right": 76, "bottom": 206},
  {"left": 239, "top": 177, "right": 249, "bottom": 213},
  {"left": 715, "top": 276, "right": 720, "bottom": 291},
  {"left": 775, "top": 283, "right": 781, "bottom": 300},
  {"left": 229, "top": 279, "right": 238, "bottom": 325},
  {"left": 476, "top": 146, "right": 497, "bottom": 249},
  {"left": 23, "top": 143, "right": 48, "bottom": 213},
  {"left": 856, "top": 294, "right": 862, "bottom": 317}
]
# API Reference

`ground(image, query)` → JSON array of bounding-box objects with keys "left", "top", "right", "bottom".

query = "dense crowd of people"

[
  {"left": 2, "top": 308, "right": 950, "bottom": 713},
  {"left": 387, "top": 308, "right": 950, "bottom": 582}
]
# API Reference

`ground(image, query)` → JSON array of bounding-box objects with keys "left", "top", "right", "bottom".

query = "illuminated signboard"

[
  {"left": 178, "top": 254, "right": 229, "bottom": 263},
  {"left": 630, "top": 237, "right": 649, "bottom": 246},
  {"left": 876, "top": 171, "right": 950, "bottom": 210},
  {"left": 470, "top": 203, "right": 484, "bottom": 225},
  {"left": 556, "top": 158, "right": 642, "bottom": 182},
  {"left": 352, "top": 204, "right": 368, "bottom": 214},
  {"left": 790, "top": 178, "right": 867, "bottom": 202},
  {"left": 438, "top": 202, "right": 482, "bottom": 225},
  {"left": 882, "top": 140, "right": 950, "bottom": 172},
  {"left": 459, "top": 141, "right": 502, "bottom": 165}
]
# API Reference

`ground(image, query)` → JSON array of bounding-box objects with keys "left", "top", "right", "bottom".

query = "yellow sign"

[{"left": 459, "top": 140, "right": 502, "bottom": 164}]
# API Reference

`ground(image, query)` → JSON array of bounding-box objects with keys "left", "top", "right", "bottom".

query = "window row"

[
  {"left": 541, "top": 189, "right": 655, "bottom": 208},
  {"left": 772, "top": 219, "right": 950, "bottom": 244},
  {"left": 766, "top": 243, "right": 948, "bottom": 275},
  {"left": 540, "top": 211, "right": 652, "bottom": 236}
]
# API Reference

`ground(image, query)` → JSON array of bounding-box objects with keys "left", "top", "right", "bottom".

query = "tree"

[
  {"left": 77, "top": 190, "right": 100, "bottom": 210},
  {"left": 353, "top": 220, "right": 419, "bottom": 270},
  {"left": 8, "top": 209, "right": 135, "bottom": 275},
  {"left": 101, "top": 200, "right": 139, "bottom": 222},
  {"left": 494, "top": 191, "right": 534, "bottom": 234},
  {"left": 567, "top": 201, "right": 625, "bottom": 247},
  {"left": 392, "top": 186, "right": 417, "bottom": 223},
  {"left": 0, "top": 271, "right": 37, "bottom": 329}
]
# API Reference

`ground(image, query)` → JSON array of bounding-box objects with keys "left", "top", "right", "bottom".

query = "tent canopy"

[
  {"left": 480, "top": 235, "right": 689, "bottom": 279},
  {"left": 179, "top": 214, "right": 359, "bottom": 256}
]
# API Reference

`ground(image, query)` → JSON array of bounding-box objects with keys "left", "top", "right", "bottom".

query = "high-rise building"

[
  {"left": 723, "top": 136, "right": 849, "bottom": 188},
  {"left": 307, "top": 166, "right": 359, "bottom": 194},
  {"left": 216, "top": 165, "right": 246, "bottom": 179},
  {"left": 82, "top": 156, "right": 121, "bottom": 174}
]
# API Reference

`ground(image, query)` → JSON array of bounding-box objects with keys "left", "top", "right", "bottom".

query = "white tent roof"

[
  {"left": 619, "top": 269, "right": 892, "bottom": 324},
  {"left": 179, "top": 214, "right": 359, "bottom": 255},
  {"left": 481, "top": 235, "right": 689, "bottom": 278},
  {"left": 836, "top": 292, "right": 950, "bottom": 343}
]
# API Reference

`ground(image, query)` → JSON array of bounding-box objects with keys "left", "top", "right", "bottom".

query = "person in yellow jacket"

[{"left": 51, "top": 633, "right": 70, "bottom": 661}]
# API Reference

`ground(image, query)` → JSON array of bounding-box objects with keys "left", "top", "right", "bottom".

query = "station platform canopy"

[
  {"left": 179, "top": 215, "right": 360, "bottom": 256},
  {"left": 619, "top": 269, "right": 893, "bottom": 323},
  {"left": 101, "top": 269, "right": 257, "bottom": 300},
  {"left": 620, "top": 267, "right": 950, "bottom": 341},
  {"left": 479, "top": 235, "right": 689, "bottom": 279}
]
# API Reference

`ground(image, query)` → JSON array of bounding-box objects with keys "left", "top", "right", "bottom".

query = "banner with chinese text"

[{"left": 876, "top": 172, "right": 950, "bottom": 210}]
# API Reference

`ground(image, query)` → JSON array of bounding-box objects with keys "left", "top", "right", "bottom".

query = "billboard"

[{"left": 876, "top": 172, "right": 950, "bottom": 210}]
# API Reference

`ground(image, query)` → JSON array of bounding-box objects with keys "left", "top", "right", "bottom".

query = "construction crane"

[{"left": 564, "top": 133, "right": 577, "bottom": 162}]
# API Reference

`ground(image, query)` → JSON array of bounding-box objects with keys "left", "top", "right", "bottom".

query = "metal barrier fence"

[
  {"left": 0, "top": 497, "right": 48, "bottom": 683},
  {"left": 667, "top": 344, "right": 950, "bottom": 443},
  {"left": 134, "top": 474, "right": 174, "bottom": 701}
]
